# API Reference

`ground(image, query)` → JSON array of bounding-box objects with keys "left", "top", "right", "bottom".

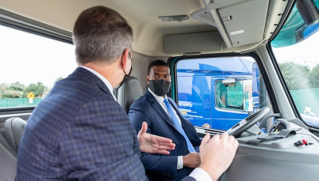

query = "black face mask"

[
  {"left": 149, "top": 79, "right": 171, "bottom": 96},
  {"left": 116, "top": 67, "right": 132, "bottom": 89}
]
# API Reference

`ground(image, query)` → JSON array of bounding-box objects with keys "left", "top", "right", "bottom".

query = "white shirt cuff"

[
  {"left": 177, "top": 156, "right": 183, "bottom": 170},
  {"left": 189, "top": 168, "right": 212, "bottom": 181}
]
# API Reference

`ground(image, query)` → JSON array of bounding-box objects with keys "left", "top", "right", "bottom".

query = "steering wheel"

[{"left": 226, "top": 107, "right": 270, "bottom": 138}]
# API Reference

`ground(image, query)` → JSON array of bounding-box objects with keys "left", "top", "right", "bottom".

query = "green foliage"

[
  {"left": 1, "top": 82, "right": 24, "bottom": 98},
  {"left": 54, "top": 77, "right": 63, "bottom": 85},
  {"left": 8, "top": 81, "right": 25, "bottom": 91},
  {"left": 22, "top": 82, "right": 48, "bottom": 98},
  {"left": 309, "top": 65, "right": 319, "bottom": 88},
  {"left": 279, "top": 62, "right": 311, "bottom": 90}
]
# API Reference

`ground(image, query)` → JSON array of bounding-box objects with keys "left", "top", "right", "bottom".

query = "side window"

[
  {"left": 176, "top": 56, "right": 272, "bottom": 130},
  {"left": 0, "top": 25, "right": 76, "bottom": 108},
  {"left": 215, "top": 80, "right": 252, "bottom": 111},
  {"left": 271, "top": 2, "right": 319, "bottom": 129},
  {"left": 215, "top": 80, "right": 242, "bottom": 110}
]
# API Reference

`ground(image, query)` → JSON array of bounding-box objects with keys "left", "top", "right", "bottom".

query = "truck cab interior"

[{"left": 1, "top": 0, "right": 319, "bottom": 180}]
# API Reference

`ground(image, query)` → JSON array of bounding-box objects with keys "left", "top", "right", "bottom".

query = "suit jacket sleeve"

[
  {"left": 182, "top": 176, "right": 197, "bottom": 181},
  {"left": 129, "top": 107, "right": 179, "bottom": 178},
  {"left": 59, "top": 99, "right": 147, "bottom": 181}
]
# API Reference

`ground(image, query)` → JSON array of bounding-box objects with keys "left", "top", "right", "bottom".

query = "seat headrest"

[
  {"left": 117, "top": 76, "right": 143, "bottom": 113},
  {"left": 2, "top": 117, "right": 26, "bottom": 153}
]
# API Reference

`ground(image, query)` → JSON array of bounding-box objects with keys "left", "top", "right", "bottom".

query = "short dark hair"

[
  {"left": 73, "top": 6, "right": 133, "bottom": 65},
  {"left": 147, "top": 60, "right": 169, "bottom": 75}
]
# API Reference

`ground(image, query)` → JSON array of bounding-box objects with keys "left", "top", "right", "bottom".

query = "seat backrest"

[
  {"left": 1, "top": 117, "right": 27, "bottom": 153},
  {"left": 117, "top": 76, "right": 144, "bottom": 113},
  {"left": 0, "top": 134, "right": 17, "bottom": 180},
  {"left": 0, "top": 130, "right": 16, "bottom": 157}
]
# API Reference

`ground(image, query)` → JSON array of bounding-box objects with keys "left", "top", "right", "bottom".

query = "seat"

[
  {"left": 0, "top": 136, "right": 17, "bottom": 180},
  {"left": 0, "top": 117, "right": 27, "bottom": 180},
  {"left": 1, "top": 117, "right": 27, "bottom": 154},
  {"left": 116, "top": 76, "right": 144, "bottom": 113}
]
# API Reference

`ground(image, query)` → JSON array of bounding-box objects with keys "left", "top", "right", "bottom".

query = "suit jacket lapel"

[{"left": 145, "top": 91, "right": 178, "bottom": 131}]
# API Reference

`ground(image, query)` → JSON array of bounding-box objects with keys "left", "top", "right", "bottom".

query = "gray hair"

[{"left": 73, "top": 6, "right": 133, "bottom": 65}]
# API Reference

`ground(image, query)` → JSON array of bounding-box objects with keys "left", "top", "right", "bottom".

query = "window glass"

[
  {"left": 271, "top": 2, "right": 319, "bottom": 128},
  {"left": 215, "top": 80, "right": 244, "bottom": 110},
  {"left": 176, "top": 56, "right": 272, "bottom": 130},
  {"left": 0, "top": 25, "right": 76, "bottom": 108}
]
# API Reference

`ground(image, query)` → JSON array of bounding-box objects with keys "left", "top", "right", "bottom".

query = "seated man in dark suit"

[{"left": 129, "top": 60, "right": 202, "bottom": 181}]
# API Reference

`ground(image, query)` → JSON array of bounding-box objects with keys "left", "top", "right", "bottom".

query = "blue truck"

[
  {"left": 176, "top": 56, "right": 259, "bottom": 130},
  {"left": 176, "top": 56, "right": 319, "bottom": 130}
]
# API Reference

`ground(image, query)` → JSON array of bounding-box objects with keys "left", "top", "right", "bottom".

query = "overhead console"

[
  {"left": 164, "top": 0, "right": 289, "bottom": 55},
  {"left": 162, "top": 0, "right": 289, "bottom": 55},
  {"left": 191, "top": 0, "right": 269, "bottom": 48},
  {"left": 218, "top": 0, "right": 268, "bottom": 47}
]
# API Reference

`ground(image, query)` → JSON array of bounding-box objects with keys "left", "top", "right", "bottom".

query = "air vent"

[{"left": 197, "top": 11, "right": 214, "bottom": 23}]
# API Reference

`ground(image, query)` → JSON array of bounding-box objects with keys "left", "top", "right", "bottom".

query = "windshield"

[{"left": 271, "top": 1, "right": 319, "bottom": 128}]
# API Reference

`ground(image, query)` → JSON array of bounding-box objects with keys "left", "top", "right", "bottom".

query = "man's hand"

[
  {"left": 199, "top": 132, "right": 238, "bottom": 181},
  {"left": 138, "top": 122, "right": 175, "bottom": 154},
  {"left": 183, "top": 153, "right": 201, "bottom": 168}
]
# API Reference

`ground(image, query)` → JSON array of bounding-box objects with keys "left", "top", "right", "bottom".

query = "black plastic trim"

[
  {"left": 168, "top": 52, "right": 280, "bottom": 114},
  {"left": 268, "top": 0, "right": 296, "bottom": 42},
  {"left": 309, "top": 127, "right": 319, "bottom": 137},
  {"left": 0, "top": 107, "right": 35, "bottom": 113}
]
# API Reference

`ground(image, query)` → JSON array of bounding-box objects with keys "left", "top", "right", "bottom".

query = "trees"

[
  {"left": 23, "top": 82, "right": 48, "bottom": 98},
  {"left": 9, "top": 82, "right": 25, "bottom": 91},
  {"left": 54, "top": 77, "right": 63, "bottom": 85},
  {"left": 0, "top": 82, "right": 24, "bottom": 98},
  {"left": 1, "top": 81, "right": 49, "bottom": 99},
  {"left": 309, "top": 65, "right": 319, "bottom": 88},
  {"left": 279, "top": 62, "right": 311, "bottom": 90}
]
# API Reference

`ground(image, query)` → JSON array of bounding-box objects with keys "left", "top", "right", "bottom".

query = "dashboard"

[
  {"left": 196, "top": 118, "right": 319, "bottom": 181},
  {"left": 226, "top": 122, "right": 319, "bottom": 181}
]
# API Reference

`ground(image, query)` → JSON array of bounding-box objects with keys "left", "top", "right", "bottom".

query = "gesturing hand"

[{"left": 138, "top": 122, "right": 175, "bottom": 154}]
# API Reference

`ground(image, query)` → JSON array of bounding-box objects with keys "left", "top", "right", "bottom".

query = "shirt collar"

[
  {"left": 79, "top": 66, "right": 116, "bottom": 100},
  {"left": 148, "top": 88, "right": 167, "bottom": 104}
]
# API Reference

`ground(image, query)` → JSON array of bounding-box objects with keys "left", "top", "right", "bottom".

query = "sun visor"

[
  {"left": 218, "top": 0, "right": 269, "bottom": 47},
  {"left": 164, "top": 32, "right": 224, "bottom": 54}
]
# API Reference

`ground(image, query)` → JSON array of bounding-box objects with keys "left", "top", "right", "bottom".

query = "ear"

[
  {"left": 146, "top": 75, "right": 149, "bottom": 84},
  {"left": 121, "top": 48, "right": 130, "bottom": 70}
]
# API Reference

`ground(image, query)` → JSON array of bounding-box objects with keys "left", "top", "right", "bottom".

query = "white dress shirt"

[
  {"left": 78, "top": 68, "right": 212, "bottom": 181},
  {"left": 148, "top": 88, "right": 184, "bottom": 169},
  {"left": 149, "top": 88, "right": 212, "bottom": 181}
]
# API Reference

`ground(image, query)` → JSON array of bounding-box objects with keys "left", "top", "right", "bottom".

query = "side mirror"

[
  {"left": 222, "top": 78, "right": 236, "bottom": 86},
  {"left": 297, "top": 0, "right": 319, "bottom": 25}
]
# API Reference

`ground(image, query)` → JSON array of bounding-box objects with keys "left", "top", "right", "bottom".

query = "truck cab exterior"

[{"left": 176, "top": 56, "right": 260, "bottom": 130}]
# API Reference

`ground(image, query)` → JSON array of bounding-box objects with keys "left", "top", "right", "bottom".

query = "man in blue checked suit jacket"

[
  {"left": 16, "top": 6, "right": 238, "bottom": 181},
  {"left": 129, "top": 60, "right": 202, "bottom": 181}
]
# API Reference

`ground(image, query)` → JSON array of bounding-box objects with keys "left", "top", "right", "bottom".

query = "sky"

[
  {"left": 1, "top": 22, "right": 319, "bottom": 89},
  {"left": 0, "top": 25, "right": 77, "bottom": 89},
  {"left": 272, "top": 30, "right": 319, "bottom": 69}
]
